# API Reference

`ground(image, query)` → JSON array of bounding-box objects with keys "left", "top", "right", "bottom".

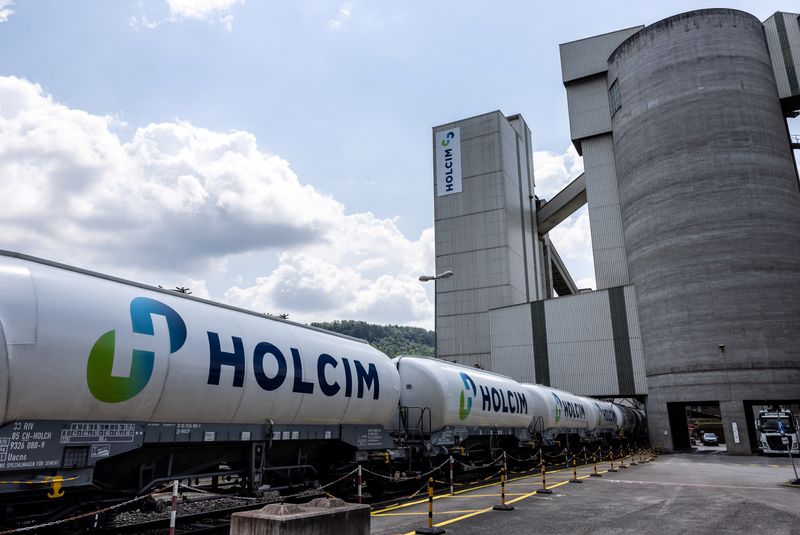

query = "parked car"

[{"left": 702, "top": 432, "right": 719, "bottom": 446}]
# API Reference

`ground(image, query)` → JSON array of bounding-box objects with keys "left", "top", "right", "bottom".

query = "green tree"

[{"left": 310, "top": 320, "right": 434, "bottom": 357}]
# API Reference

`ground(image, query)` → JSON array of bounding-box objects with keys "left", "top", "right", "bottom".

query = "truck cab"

[{"left": 756, "top": 409, "right": 799, "bottom": 455}]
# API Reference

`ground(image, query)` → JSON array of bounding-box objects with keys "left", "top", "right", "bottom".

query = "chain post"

[
  {"left": 569, "top": 451, "right": 581, "bottom": 483},
  {"left": 415, "top": 477, "right": 445, "bottom": 534},
  {"left": 449, "top": 455, "right": 454, "bottom": 495},
  {"left": 591, "top": 451, "right": 602, "bottom": 477},
  {"left": 608, "top": 449, "right": 618, "bottom": 472},
  {"left": 629, "top": 446, "right": 638, "bottom": 466},
  {"left": 357, "top": 464, "right": 362, "bottom": 504},
  {"left": 168, "top": 479, "right": 178, "bottom": 535},
  {"left": 537, "top": 458, "right": 553, "bottom": 494},
  {"left": 493, "top": 467, "right": 514, "bottom": 511}
]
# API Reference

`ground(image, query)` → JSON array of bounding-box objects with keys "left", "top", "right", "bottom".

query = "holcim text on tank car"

[{"left": 206, "top": 332, "right": 381, "bottom": 399}]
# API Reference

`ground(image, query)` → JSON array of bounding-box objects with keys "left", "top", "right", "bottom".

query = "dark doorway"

[
  {"left": 667, "top": 402, "right": 692, "bottom": 450},
  {"left": 667, "top": 401, "right": 722, "bottom": 451}
]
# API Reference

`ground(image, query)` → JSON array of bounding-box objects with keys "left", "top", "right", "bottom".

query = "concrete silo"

[{"left": 607, "top": 9, "right": 800, "bottom": 452}]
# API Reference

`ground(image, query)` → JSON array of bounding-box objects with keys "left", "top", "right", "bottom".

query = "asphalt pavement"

[{"left": 370, "top": 450, "right": 800, "bottom": 535}]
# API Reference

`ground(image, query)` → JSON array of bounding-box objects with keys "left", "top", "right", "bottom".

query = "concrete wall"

[
  {"left": 608, "top": 9, "right": 800, "bottom": 454},
  {"left": 489, "top": 285, "right": 647, "bottom": 397},
  {"left": 433, "top": 112, "right": 540, "bottom": 369}
]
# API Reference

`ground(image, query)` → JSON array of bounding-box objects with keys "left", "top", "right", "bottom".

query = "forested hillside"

[{"left": 310, "top": 320, "right": 434, "bottom": 357}]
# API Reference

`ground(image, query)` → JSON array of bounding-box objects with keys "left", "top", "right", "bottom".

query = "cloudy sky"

[{"left": 0, "top": 1, "right": 796, "bottom": 329}]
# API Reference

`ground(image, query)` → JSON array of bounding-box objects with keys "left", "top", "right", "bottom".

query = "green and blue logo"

[
  {"left": 458, "top": 372, "right": 476, "bottom": 420},
  {"left": 441, "top": 131, "right": 455, "bottom": 147},
  {"left": 552, "top": 392, "right": 563, "bottom": 424},
  {"left": 87, "top": 297, "right": 187, "bottom": 403}
]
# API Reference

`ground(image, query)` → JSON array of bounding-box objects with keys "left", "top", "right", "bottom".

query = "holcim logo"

[
  {"left": 551, "top": 392, "right": 586, "bottom": 424},
  {"left": 459, "top": 372, "right": 476, "bottom": 420},
  {"left": 87, "top": 297, "right": 187, "bottom": 403},
  {"left": 552, "top": 393, "right": 563, "bottom": 424},
  {"left": 441, "top": 131, "right": 455, "bottom": 147}
]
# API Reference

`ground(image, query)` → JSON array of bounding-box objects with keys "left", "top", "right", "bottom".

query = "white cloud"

[
  {"left": 167, "top": 0, "right": 242, "bottom": 20},
  {"left": 129, "top": 14, "right": 160, "bottom": 30},
  {"left": 328, "top": 2, "right": 353, "bottom": 30},
  {"left": 130, "top": 0, "right": 243, "bottom": 30},
  {"left": 548, "top": 206, "right": 595, "bottom": 289},
  {"left": 532, "top": 144, "right": 594, "bottom": 289},
  {"left": 0, "top": 0, "right": 13, "bottom": 23},
  {"left": 533, "top": 144, "right": 583, "bottom": 200},
  {"left": 0, "top": 75, "right": 435, "bottom": 326}
]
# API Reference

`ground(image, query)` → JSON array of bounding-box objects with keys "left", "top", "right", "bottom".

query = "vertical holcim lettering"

[
  {"left": 317, "top": 354, "right": 340, "bottom": 396},
  {"left": 252, "top": 342, "right": 287, "bottom": 391},
  {"left": 207, "top": 332, "right": 245, "bottom": 387},
  {"left": 290, "top": 348, "right": 314, "bottom": 394},
  {"left": 480, "top": 385, "right": 491, "bottom": 411},
  {"left": 342, "top": 358, "right": 353, "bottom": 397},
  {"left": 354, "top": 361, "right": 380, "bottom": 400}
]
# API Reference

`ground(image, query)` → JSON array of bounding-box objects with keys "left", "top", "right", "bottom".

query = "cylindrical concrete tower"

[{"left": 608, "top": 9, "right": 800, "bottom": 453}]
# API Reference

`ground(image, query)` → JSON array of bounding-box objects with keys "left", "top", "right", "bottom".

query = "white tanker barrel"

[
  {"left": 0, "top": 252, "right": 400, "bottom": 427},
  {"left": 396, "top": 357, "right": 532, "bottom": 431},
  {"left": 588, "top": 399, "right": 618, "bottom": 431},
  {"left": 613, "top": 405, "right": 637, "bottom": 433},
  {"left": 522, "top": 384, "right": 590, "bottom": 430}
]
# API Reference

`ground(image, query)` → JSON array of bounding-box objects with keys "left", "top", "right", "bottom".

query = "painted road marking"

[
  {"left": 601, "top": 479, "right": 797, "bottom": 491},
  {"left": 371, "top": 466, "right": 578, "bottom": 515},
  {"left": 373, "top": 510, "right": 483, "bottom": 517},
  {"left": 398, "top": 480, "right": 572, "bottom": 534}
]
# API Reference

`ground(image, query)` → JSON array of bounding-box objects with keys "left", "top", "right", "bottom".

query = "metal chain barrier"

[
  {"left": 505, "top": 450, "right": 540, "bottom": 463},
  {"left": 361, "top": 457, "right": 451, "bottom": 482},
  {"left": 0, "top": 468, "right": 361, "bottom": 534},
  {"left": 0, "top": 492, "right": 154, "bottom": 534}
]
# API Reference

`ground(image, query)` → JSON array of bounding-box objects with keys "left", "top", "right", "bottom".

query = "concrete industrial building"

[{"left": 432, "top": 9, "right": 800, "bottom": 454}]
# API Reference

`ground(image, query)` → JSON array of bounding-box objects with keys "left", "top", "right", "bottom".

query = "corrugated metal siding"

[
  {"left": 763, "top": 13, "right": 800, "bottom": 99},
  {"left": 623, "top": 285, "right": 647, "bottom": 394},
  {"left": 544, "top": 290, "right": 617, "bottom": 396},
  {"left": 489, "top": 303, "right": 535, "bottom": 382},
  {"left": 764, "top": 16, "right": 790, "bottom": 97},
  {"left": 560, "top": 26, "right": 644, "bottom": 83},
  {"left": 565, "top": 75, "right": 613, "bottom": 141},
  {"left": 785, "top": 13, "right": 800, "bottom": 96},
  {"left": 583, "top": 135, "right": 629, "bottom": 289},
  {"left": 437, "top": 311, "right": 491, "bottom": 359},
  {"left": 488, "top": 286, "right": 646, "bottom": 396}
]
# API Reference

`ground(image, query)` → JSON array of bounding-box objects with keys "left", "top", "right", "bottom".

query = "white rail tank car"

[
  {"left": 393, "top": 357, "right": 532, "bottom": 452},
  {"left": 0, "top": 250, "right": 400, "bottom": 521},
  {"left": 0, "top": 252, "right": 400, "bottom": 427}
]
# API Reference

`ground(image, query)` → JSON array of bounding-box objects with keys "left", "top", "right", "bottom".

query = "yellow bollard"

[
  {"left": 569, "top": 454, "right": 581, "bottom": 483},
  {"left": 618, "top": 448, "right": 628, "bottom": 469},
  {"left": 629, "top": 447, "right": 638, "bottom": 466},
  {"left": 415, "top": 477, "right": 445, "bottom": 534},
  {"left": 493, "top": 467, "right": 514, "bottom": 511},
  {"left": 590, "top": 452, "right": 602, "bottom": 477},
  {"left": 608, "top": 450, "right": 618, "bottom": 472},
  {"left": 537, "top": 459, "right": 553, "bottom": 494}
]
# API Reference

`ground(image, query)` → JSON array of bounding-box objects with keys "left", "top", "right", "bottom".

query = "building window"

[{"left": 609, "top": 79, "right": 622, "bottom": 116}]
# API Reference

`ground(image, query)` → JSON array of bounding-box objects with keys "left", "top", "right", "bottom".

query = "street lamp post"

[{"left": 419, "top": 271, "right": 453, "bottom": 358}]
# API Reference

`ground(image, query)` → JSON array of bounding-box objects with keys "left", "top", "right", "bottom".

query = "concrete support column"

[
  {"left": 647, "top": 399, "right": 673, "bottom": 452},
  {"left": 720, "top": 400, "right": 752, "bottom": 455}
]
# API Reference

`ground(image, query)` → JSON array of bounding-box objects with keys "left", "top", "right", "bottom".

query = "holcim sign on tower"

[{"left": 435, "top": 127, "right": 462, "bottom": 196}]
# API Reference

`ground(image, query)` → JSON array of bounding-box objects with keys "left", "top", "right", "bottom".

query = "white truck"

[{"left": 755, "top": 408, "right": 799, "bottom": 455}]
